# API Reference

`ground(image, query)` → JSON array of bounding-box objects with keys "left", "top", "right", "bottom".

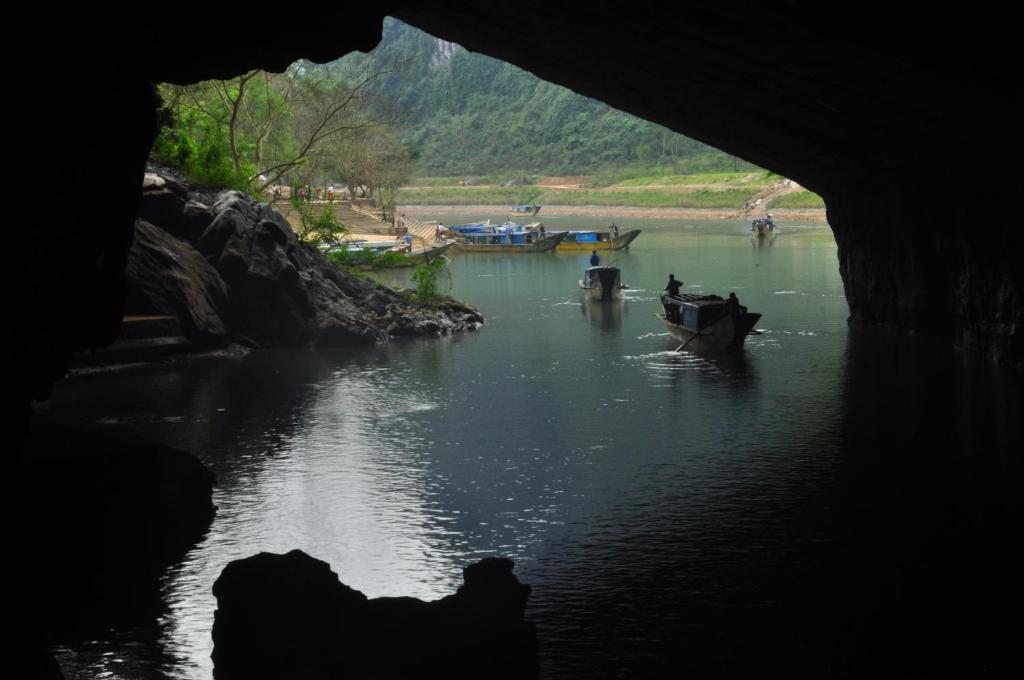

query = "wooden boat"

[
  {"left": 355, "top": 242, "right": 453, "bottom": 270},
  {"left": 511, "top": 204, "right": 542, "bottom": 216},
  {"left": 452, "top": 231, "right": 566, "bottom": 253},
  {"left": 657, "top": 293, "right": 761, "bottom": 350},
  {"left": 579, "top": 266, "right": 626, "bottom": 301},
  {"left": 552, "top": 228, "right": 641, "bottom": 251}
]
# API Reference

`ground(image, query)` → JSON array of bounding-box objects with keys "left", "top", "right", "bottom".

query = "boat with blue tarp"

[
  {"left": 452, "top": 230, "right": 565, "bottom": 253},
  {"left": 550, "top": 227, "right": 641, "bottom": 251},
  {"left": 657, "top": 292, "right": 761, "bottom": 350}
]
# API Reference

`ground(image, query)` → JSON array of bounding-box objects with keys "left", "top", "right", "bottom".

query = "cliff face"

[{"left": 127, "top": 171, "right": 483, "bottom": 351}]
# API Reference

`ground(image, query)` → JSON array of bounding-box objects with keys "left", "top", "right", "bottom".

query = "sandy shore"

[{"left": 399, "top": 204, "right": 827, "bottom": 221}]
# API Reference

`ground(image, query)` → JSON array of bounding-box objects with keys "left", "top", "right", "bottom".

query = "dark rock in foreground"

[
  {"left": 212, "top": 550, "right": 537, "bottom": 680},
  {"left": 22, "top": 423, "right": 216, "bottom": 641},
  {"left": 129, "top": 171, "right": 483, "bottom": 350}
]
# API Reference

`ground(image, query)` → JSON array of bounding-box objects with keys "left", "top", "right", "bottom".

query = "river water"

[{"left": 47, "top": 215, "right": 1021, "bottom": 679}]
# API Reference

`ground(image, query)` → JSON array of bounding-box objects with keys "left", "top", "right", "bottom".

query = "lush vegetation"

[
  {"left": 410, "top": 257, "right": 448, "bottom": 304},
  {"left": 339, "top": 19, "right": 758, "bottom": 178},
  {"left": 766, "top": 190, "right": 826, "bottom": 209},
  {"left": 149, "top": 18, "right": 770, "bottom": 206},
  {"left": 397, "top": 185, "right": 755, "bottom": 209},
  {"left": 326, "top": 247, "right": 412, "bottom": 269},
  {"left": 290, "top": 197, "right": 349, "bottom": 246},
  {"left": 151, "top": 57, "right": 415, "bottom": 195}
]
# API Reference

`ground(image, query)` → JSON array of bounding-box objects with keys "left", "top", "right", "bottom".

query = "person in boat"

[
  {"left": 611, "top": 223, "right": 620, "bottom": 237},
  {"left": 539, "top": 223, "right": 546, "bottom": 238},
  {"left": 726, "top": 292, "right": 748, "bottom": 316},
  {"left": 590, "top": 250, "right": 600, "bottom": 266},
  {"left": 435, "top": 223, "right": 444, "bottom": 242},
  {"left": 665, "top": 274, "right": 682, "bottom": 298},
  {"left": 766, "top": 213, "right": 775, "bottom": 230}
]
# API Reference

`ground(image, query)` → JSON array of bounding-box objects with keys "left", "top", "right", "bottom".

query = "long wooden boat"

[
  {"left": 657, "top": 293, "right": 761, "bottom": 350},
  {"left": 355, "top": 242, "right": 453, "bottom": 269},
  {"left": 452, "top": 231, "right": 565, "bottom": 253},
  {"left": 552, "top": 228, "right": 641, "bottom": 251},
  {"left": 579, "top": 266, "right": 625, "bottom": 301},
  {"left": 511, "top": 204, "right": 542, "bottom": 216}
]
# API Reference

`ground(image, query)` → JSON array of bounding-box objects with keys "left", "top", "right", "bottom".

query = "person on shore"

[
  {"left": 665, "top": 274, "right": 682, "bottom": 297},
  {"left": 327, "top": 184, "right": 334, "bottom": 202}
]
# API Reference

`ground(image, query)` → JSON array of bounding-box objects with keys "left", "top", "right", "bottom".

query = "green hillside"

[{"left": 348, "top": 18, "right": 756, "bottom": 177}]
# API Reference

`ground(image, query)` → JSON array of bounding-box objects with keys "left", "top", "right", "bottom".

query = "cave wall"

[
  {"left": 393, "top": 1, "right": 1021, "bottom": 362},
  {"left": 12, "top": 2, "right": 1021, "bottom": 425}
]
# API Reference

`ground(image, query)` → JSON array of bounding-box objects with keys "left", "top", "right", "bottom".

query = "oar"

[{"left": 675, "top": 333, "right": 703, "bottom": 352}]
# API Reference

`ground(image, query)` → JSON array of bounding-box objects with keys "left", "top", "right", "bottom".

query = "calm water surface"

[{"left": 47, "top": 215, "right": 1021, "bottom": 678}]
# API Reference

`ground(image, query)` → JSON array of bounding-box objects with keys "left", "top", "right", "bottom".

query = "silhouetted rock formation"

[
  {"left": 127, "top": 171, "right": 483, "bottom": 349},
  {"left": 22, "top": 423, "right": 216, "bottom": 640},
  {"left": 212, "top": 550, "right": 537, "bottom": 680},
  {"left": 126, "top": 217, "right": 230, "bottom": 346}
]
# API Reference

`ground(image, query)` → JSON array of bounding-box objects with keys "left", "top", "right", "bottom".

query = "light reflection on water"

[{"left": 46, "top": 217, "right": 1021, "bottom": 678}]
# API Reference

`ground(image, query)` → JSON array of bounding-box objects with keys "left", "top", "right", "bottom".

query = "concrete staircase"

[
  {"left": 271, "top": 200, "right": 395, "bottom": 235},
  {"left": 348, "top": 203, "right": 438, "bottom": 249}
]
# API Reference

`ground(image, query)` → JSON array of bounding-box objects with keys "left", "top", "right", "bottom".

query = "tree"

[{"left": 153, "top": 55, "right": 405, "bottom": 192}]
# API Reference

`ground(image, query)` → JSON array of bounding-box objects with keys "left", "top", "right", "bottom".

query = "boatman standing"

[
  {"left": 590, "top": 250, "right": 600, "bottom": 266},
  {"left": 665, "top": 274, "right": 682, "bottom": 297}
]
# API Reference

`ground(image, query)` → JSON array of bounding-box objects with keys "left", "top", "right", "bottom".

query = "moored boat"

[
  {"left": 355, "top": 242, "right": 453, "bottom": 269},
  {"left": 552, "top": 228, "right": 641, "bottom": 251},
  {"left": 452, "top": 231, "right": 566, "bottom": 253},
  {"left": 657, "top": 292, "right": 761, "bottom": 350},
  {"left": 579, "top": 266, "right": 626, "bottom": 301},
  {"left": 511, "top": 204, "right": 542, "bottom": 216}
]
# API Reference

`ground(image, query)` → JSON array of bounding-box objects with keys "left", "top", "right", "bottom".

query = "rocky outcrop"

[
  {"left": 128, "top": 171, "right": 483, "bottom": 349},
  {"left": 125, "top": 218, "right": 230, "bottom": 346},
  {"left": 212, "top": 550, "right": 537, "bottom": 680}
]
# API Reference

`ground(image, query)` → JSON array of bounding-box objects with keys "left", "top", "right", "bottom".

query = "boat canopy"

[{"left": 662, "top": 294, "right": 727, "bottom": 331}]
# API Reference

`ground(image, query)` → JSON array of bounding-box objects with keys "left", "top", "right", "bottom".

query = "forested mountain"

[{"left": 350, "top": 19, "right": 753, "bottom": 177}]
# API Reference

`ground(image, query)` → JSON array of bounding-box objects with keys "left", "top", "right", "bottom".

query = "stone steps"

[{"left": 73, "top": 315, "right": 193, "bottom": 367}]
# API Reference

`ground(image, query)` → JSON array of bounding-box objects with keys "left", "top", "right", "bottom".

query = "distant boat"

[
  {"left": 579, "top": 266, "right": 626, "bottom": 301},
  {"left": 551, "top": 228, "right": 641, "bottom": 251},
  {"left": 511, "top": 204, "right": 542, "bottom": 216},
  {"left": 452, "top": 231, "right": 566, "bottom": 253},
  {"left": 657, "top": 293, "right": 761, "bottom": 350}
]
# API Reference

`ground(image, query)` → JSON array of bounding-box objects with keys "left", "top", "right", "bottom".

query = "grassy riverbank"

[{"left": 398, "top": 172, "right": 825, "bottom": 210}]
